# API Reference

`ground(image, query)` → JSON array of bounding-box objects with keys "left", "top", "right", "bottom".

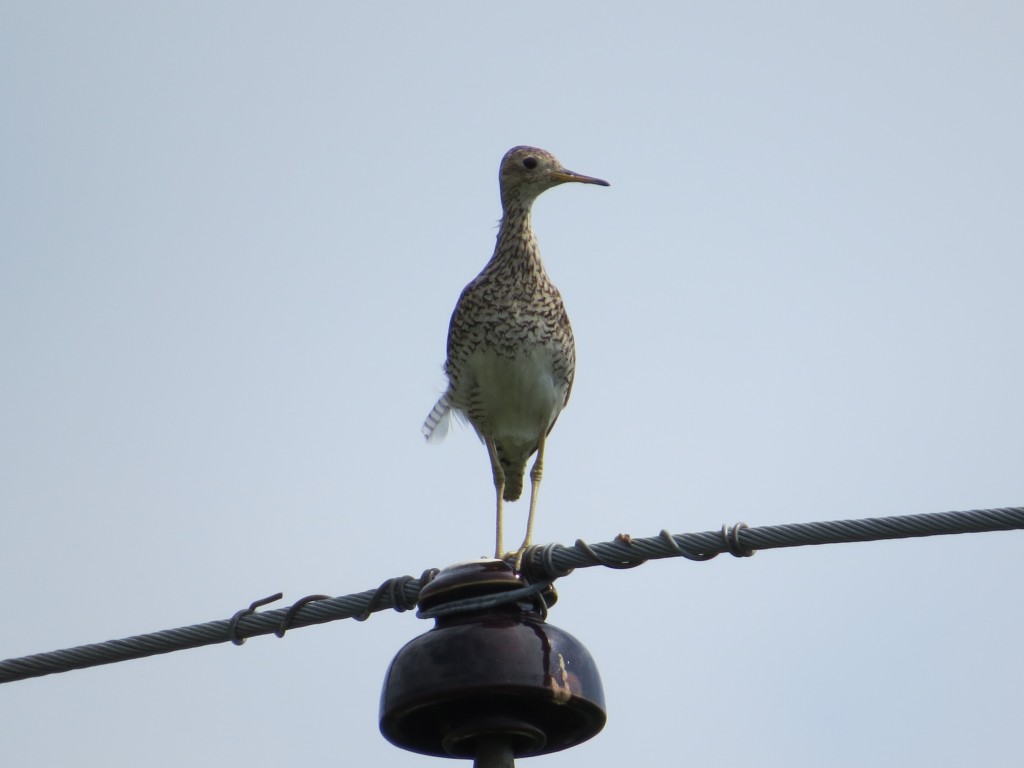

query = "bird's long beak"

[{"left": 551, "top": 169, "right": 610, "bottom": 187}]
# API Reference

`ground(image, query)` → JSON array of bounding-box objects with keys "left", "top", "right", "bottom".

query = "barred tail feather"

[{"left": 422, "top": 391, "right": 453, "bottom": 443}]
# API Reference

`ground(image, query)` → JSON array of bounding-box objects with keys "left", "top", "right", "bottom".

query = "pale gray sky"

[{"left": 2, "top": 3, "right": 1022, "bottom": 767}]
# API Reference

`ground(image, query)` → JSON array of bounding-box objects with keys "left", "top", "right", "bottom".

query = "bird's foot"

[
  {"left": 512, "top": 545, "right": 531, "bottom": 573},
  {"left": 495, "top": 548, "right": 528, "bottom": 572}
]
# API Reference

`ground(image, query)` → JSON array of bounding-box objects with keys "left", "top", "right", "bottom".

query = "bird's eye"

[{"left": 522, "top": 157, "right": 538, "bottom": 170}]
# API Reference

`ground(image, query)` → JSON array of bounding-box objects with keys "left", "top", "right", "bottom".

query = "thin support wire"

[{"left": 1, "top": 506, "right": 1021, "bottom": 685}]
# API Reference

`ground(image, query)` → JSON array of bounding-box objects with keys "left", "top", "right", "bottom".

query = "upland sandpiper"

[{"left": 423, "top": 146, "right": 609, "bottom": 564}]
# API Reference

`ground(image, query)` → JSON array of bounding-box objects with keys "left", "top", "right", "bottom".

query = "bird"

[{"left": 423, "top": 146, "right": 609, "bottom": 565}]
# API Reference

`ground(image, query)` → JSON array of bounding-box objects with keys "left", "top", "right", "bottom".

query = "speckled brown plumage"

[{"left": 423, "top": 146, "right": 608, "bottom": 561}]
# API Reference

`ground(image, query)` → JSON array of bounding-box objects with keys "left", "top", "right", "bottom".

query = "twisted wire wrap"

[
  {"left": 2, "top": 506, "right": 1021, "bottom": 685},
  {"left": 517, "top": 507, "right": 1024, "bottom": 577},
  {"left": 0, "top": 573, "right": 434, "bottom": 685}
]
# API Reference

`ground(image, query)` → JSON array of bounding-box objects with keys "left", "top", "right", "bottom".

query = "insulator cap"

[{"left": 379, "top": 559, "right": 605, "bottom": 759}]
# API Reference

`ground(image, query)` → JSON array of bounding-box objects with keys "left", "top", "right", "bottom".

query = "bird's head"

[{"left": 498, "top": 146, "right": 609, "bottom": 208}]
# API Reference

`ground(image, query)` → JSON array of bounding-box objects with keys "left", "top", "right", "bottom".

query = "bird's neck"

[{"left": 486, "top": 201, "right": 546, "bottom": 280}]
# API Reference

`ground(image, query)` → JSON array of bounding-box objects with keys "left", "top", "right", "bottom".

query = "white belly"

[{"left": 458, "top": 346, "right": 566, "bottom": 444}]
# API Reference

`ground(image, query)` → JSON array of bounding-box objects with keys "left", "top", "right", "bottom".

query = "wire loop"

[
  {"left": 518, "top": 543, "right": 574, "bottom": 581},
  {"left": 723, "top": 522, "right": 755, "bottom": 557},
  {"left": 275, "top": 594, "right": 331, "bottom": 638},
  {"left": 573, "top": 538, "right": 644, "bottom": 569},
  {"left": 658, "top": 529, "right": 718, "bottom": 561},
  {"left": 228, "top": 593, "right": 283, "bottom": 646},
  {"left": 354, "top": 569, "right": 437, "bottom": 622}
]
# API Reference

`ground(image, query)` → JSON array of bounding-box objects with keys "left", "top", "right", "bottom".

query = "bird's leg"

[
  {"left": 515, "top": 434, "right": 546, "bottom": 570},
  {"left": 486, "top": 438, "right": 505, "bottom": 559}
]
